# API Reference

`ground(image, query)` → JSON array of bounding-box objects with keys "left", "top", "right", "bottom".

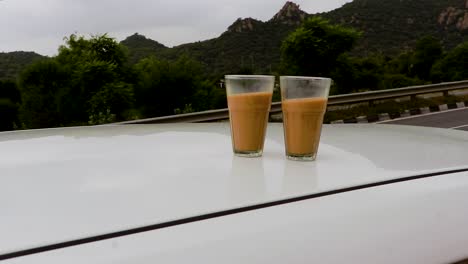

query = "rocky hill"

[
  {"left": 2, "top": 1, "right": 467, "bottom": 78},
  {"left": 322, "top": 0, "right": 468, "bottom": 55},
  {"left": 122, "top": 2, "right": 307, "bottom": 76},
  {"left": 121, "top": 0, "right": 468, "bottom": 75}
]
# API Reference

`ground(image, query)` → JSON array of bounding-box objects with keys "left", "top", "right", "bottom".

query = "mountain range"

[{"left": 1, "top": 0, "right": 467, "bottom": 80}]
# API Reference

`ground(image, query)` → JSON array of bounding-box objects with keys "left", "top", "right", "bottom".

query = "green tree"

[
  {"left": 380, "top": 73, "right": 424, "bottom": 90},
  {"left": 134, "top": 56, "right": 224, "bottom": 117},
  {"left": 87, "top": 82, "right": 134, "bottom": 124},
  {"left": 0, "top": 80, "right": 21, "bottom": 103},
  {"left": 410, "top": 36, "right": 443, "bottom": 81},
  {"left": 18, "top": 59, "right": 68, "bottom": 128},
  {"left": 0, "top": 80, "right": 21, "bottom": 131},
  {"left": 280, "top": 17, "right": 360, "bottom": 77},
  {"left": 0, "top": 98, "right": 18, "bottom": 131},
  {"left": 18, "top": 34, "right": 136, "bottom": 128},
  {"left": 385, "top": 52, "right": 413, "bottom": 76},
  {"left": 331, "top": 52, "right": 426, "bottom": 94},
  {"left": 331, "top": 55, "right": 384, "bottom": 94},
  {"left": 57, "top": 34, "right": 135, "bottom": 124},
  {"left": 431, "top": 41, "right": 468, "bottom": 82}
]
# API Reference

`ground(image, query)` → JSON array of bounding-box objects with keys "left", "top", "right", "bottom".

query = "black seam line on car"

[{"left": 2, "top": 168, "right": 468, "bottom": 261}]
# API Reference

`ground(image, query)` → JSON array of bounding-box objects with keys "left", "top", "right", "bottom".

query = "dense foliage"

[
  {"left": 281, "top": 17, "right": 360, "bottom": 77},
  {"left": 0, "top": 80, "right": 21, "bottom": 130},
  {"left": 0, "top": 51, "right": 44, "bottom": 80},
  {"left": 2, "top": 0, "right": 467, "bottom": 79},
  {"left": 1, "top": 14, "right": 467, "bottom": 131},
  {"left": 279, "top": 18, "right": 458, "bottom": 95},
  {"left": 147, "top": 20, "right": 296, "bottom": 77},
  {"left": 120, "top": 33, "right": 168, "bottom": 64},
  {"left": 323, "top": 0, "right": 468, "bottom": 56},
  {"left": 133, "top": 56, "right": 225, "bottom": 117},
  {"left": 327, "top": 35, "right": 455, "bottom": 95},
  {"left": 431, "top": 41, "right": 468, "bottom": 82},
  {"left": 116, "top": 0, "right": 468, "bottom": 75},
  {"left": 1, "top": 34, "right": 224, "bottom": 131}
]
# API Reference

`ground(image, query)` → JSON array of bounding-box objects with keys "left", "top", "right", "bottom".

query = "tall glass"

[
  {"left": 280, "top": 76, "right": 331, "bottom": 161},
  {"left": 225, "top": 75, "right": 274, "bottom": 157}
]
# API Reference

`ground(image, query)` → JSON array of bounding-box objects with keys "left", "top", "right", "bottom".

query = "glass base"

[
  {"left": 286, "top": 153, "right": 316, "bottom": 161},
  {"left": 234, "top": 150, "right": 263, "bottom": 158}
]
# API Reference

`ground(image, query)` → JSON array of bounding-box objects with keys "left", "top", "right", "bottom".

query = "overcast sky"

[{"left": 0, "top": 0, "right": 352, "bottom": 56}]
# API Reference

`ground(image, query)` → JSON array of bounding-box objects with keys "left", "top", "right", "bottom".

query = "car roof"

[
  {"left": 1, "top": 123, "right": 468, "bottom": 257},
  {"left": 6, "top": 171, "right": 468, "bottom": 264}
]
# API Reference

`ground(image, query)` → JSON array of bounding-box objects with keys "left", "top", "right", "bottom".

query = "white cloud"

[{"left": 0, "top": 0, "right": 352, "bottom": 55}]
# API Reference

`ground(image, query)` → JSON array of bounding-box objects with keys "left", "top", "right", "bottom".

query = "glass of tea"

[
  {"left": 280, "top": 76, "right": 331, "bottom": 161},
  {"left": 225, "top": 75, "right": 274, "bottom": 157}
]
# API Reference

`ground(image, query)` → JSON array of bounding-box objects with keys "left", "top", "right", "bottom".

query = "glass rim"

[
  {"left": 225, "top": 75, "right": 275, "bottom": 80},
  {"left": 280, "top": 76, "right": 332, "bottom": 81}
]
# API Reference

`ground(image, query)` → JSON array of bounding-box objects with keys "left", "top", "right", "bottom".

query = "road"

[{"left": 378, "top": 108, "right": 468, "bottom": 131}]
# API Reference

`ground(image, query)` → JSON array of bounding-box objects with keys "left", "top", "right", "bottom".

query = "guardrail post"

[
  {"left": 410, "top": 95, "right": 417, "bottom": 101},
  {"left": 368, "top": 100, "right": 374, "bottom": 107},
  {"left": 443, "top": 90, "right": 449, "bottom": 97}
]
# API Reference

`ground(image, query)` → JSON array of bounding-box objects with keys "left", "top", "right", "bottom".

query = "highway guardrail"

[{"left": 119, "top": 80, "right": 468, "bottom": 124}]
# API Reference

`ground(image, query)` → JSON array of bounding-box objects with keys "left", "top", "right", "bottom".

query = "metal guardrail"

[{"left": 119, "top": 80, "right": 468, "bottom": 124}]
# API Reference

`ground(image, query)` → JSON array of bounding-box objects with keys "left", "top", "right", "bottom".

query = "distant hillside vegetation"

[
  {"left": 3, "top": 1, "right": 468, "bottom": 77},
  {"left": 119, "top": 0, "right": 468, "bottom": 75},
  {"left": 122, "top": 2, "right": 308, "bottom": 76},
  {"left": 322, "top": 0, "right": 468, "bottom": 55},
  {"left": 120, "top": 33, "right": 168, "bottom": 64},
  {"left": 0, "top": 52, "right": 45, "bottom": 80}
]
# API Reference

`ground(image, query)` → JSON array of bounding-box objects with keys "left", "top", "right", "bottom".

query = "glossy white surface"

[
  {"left": 1, "top": 123, "right": 468, "bottom": 255},
  {"left": 6, "top": 171, "right": 468, "bottom": 264}
]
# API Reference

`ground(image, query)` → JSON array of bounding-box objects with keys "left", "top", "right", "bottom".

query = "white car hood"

[{"left": 1, "top": 123, "right": 468, "bottom": 255}]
